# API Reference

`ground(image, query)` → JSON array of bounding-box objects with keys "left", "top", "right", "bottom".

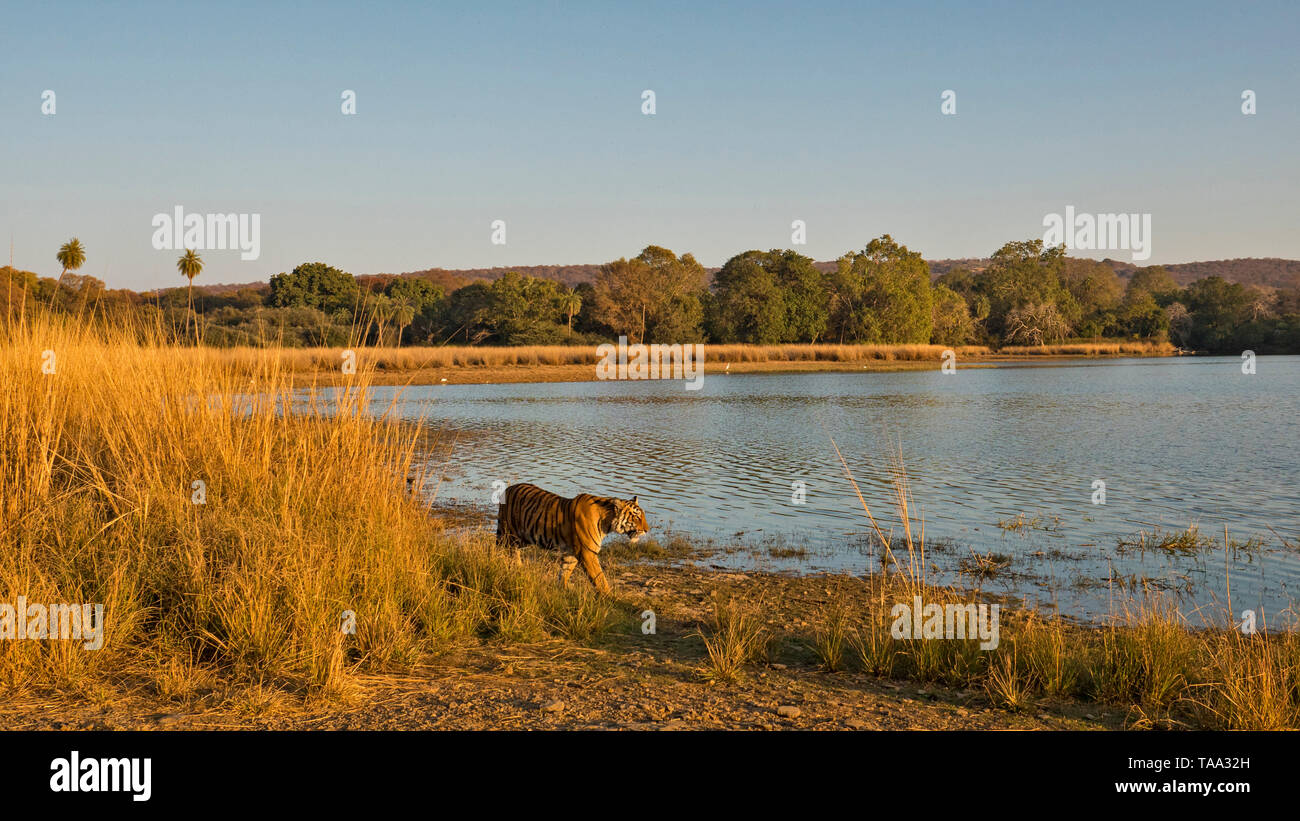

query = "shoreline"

[{"left": 290, "top": 347, "right": 1181, "bottom": 387}]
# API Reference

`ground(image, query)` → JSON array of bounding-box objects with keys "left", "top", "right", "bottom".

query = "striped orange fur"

[{"left": 495, "top": 483, "right": 648, "bottom": 594}]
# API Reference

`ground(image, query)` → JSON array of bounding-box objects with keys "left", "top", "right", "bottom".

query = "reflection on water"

[{"left": 365, "top": 356, "right": 1300, "bottom": 624}]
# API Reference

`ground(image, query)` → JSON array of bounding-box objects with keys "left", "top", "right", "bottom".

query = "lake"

[{"left": 371, "top": 356, "right": 1300, "bottom": 625}]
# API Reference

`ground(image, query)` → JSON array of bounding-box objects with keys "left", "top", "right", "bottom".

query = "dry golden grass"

[
  {"left": 190, "top": 342, "right": 996, "bottom": 375},
  {"left": 200, "top": 339, "right": 1171, "bottom": 374},
  {"left": 0, "top": 310, "right": 614, "bottom": 701},
  {"left": 51, "top": 339, "right": 1178, "bottom": 388},
  {"left": 997, "top": 340, "right": 1177, "bottom": 356}
]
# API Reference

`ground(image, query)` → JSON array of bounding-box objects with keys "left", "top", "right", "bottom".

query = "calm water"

[{"left": 371, "top": 356, "right": 1300, "bottom": 624}]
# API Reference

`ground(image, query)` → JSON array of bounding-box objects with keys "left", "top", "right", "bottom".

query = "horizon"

[{"left": 5, "top": 0, "right": 1299, "bottom": 290}]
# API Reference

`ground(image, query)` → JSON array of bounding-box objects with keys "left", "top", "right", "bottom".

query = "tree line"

[{"left": 6, "top": 235, "right": 1300, "bottom": 354}]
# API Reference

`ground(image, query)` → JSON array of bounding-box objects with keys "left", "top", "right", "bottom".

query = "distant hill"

[
  {"left": 929, "top": 257, "right": 1300, "bottom": 289},
  {"left": 1101, "top": 257, "right": 1300, "bottom": 289},
  {"left": 928, "top": 258, "right": 991, "bottom": 276},
  {"left": 379, "top": 264, "right": 604, "bottom": 291}
]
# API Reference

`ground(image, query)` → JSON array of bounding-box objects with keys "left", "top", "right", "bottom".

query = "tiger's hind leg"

[
  {"left": 559, "top": 554, "right": 579, "bottom": 588},
  {"left": 495, "top": 504, "right": 507, "bottom": 546},
  {"left": 495, "top": 504, "right": 523, "bottom": 564}
]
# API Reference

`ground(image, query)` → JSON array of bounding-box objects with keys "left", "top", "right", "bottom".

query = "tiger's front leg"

[{"left": 577, "top": 548, "right": 611, "bottom": 595}]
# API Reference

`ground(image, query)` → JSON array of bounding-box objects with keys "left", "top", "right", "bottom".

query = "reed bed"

[
  {"left": 997, "top": 340, "right": 1177, "bottom": 356},
  {"left": 75, "top": 340, "right": 1178, "bottom": 382},
  {"left": 183, "top": 342, "right": 997, "bottom": 375}
]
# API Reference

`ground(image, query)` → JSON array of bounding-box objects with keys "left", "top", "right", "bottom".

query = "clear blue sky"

[{"left": 3, "top": 0, "right": 1297, "bottom": 291}]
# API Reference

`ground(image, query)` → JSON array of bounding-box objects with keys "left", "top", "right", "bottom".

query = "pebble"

[
  {"left": 846, "top": 719, "right": 868, "bottom": 730},
  {"left": 542, "top": 700, "right": 565, "bottom": 713},
  {"left": 770, "top": 663, "right": 788, "bottom": 670},
  {"left": 776, "top": 705, "right": 802, "bottom": 719}
]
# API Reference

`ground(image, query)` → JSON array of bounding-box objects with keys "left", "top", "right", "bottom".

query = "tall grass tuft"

[
  {"left": 0, "top": 309, "right": 611, "bottom": 701},
  {"left": 698, "top": 594, "right": 770, "bottom": 683}
]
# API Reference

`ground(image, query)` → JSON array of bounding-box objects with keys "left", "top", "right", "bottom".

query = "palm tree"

[
  {"left": 55, "top": 238, "right": 86, "bottom": 288},
  {"left": 369, "top": 294, "right": 394, "bottom": 346},
  {"left": 562, "top": 291, "right": 582, "bottom": 338},
  {"left": 391, "top": 298, "right": 416, "bottom": 347},
  {"left": 177, "top": 249, "right": 204, "bottom": 338}
]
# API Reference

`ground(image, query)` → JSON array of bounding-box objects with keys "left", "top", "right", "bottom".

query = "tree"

[
  {"left": 441, "top": 282, "right": 494, "bottom": 344},
  {"left": 706, "top": 251, "right": 789, "bottom": 344},
  {"left": 706, "top": 249, "right": 825, "bottom": 344},
  {"left": 1118, "top": 289, "right": 1168, "bottom": 338},
  {"left": 827, "top": 235, "right": 933, "bottom": 344},
  {"left": 930, "top": 283, "right": 976, "bottom": 346},
  {"left": 1061, "top": 258, "right": 1123, "bottom": 332},
  {"left": 975, "top": 240, "right": 1076, "bottom": 343},
  {"left": 385, "top": 277, "right": 445, "bottom": 344},
  {"left": 591, "top": 246, "right": 707, "bottom": 344},
  {"left": 391, "top": 298, "right": 416, "bottom": 346},
  {"left": 591, "top": 257, "right": 649, "bottom": 341},
  {"left": 1184, "top": 276, "right": 1251, "bottom": 352},
  {"left": 1004, "top": 302, "right": 1071, "bottom": 346},
  {"left": 177, "top": 249, "right": 204, "bottom": 339},
  {"left": 1165, "top": 301, "right": 1192, "bottom": 348},
  {"left": 269, "top": 262, "right": 360, "bottom": 315},
  {"left": 366, "top": 294, "right": 394, "bottom": 345},
  {"left": 1125, "top": 265, "right": 1179, "bottom": 305},
  {"left": 55, "top": 238, "right": 86, "bottom": 296},
  {"left": 561, "top": 290, "right": 582, "bottom": 338},
  {"left": 481, "top": 271, "right": 567, "bottom": 345}
]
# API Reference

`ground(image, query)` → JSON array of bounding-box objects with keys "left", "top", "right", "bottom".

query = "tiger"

[{"left": 495, "top": 483, "right": 649, "bottom": 595}]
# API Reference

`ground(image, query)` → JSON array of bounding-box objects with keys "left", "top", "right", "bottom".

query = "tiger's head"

[{"left": 611, "top": 496, "right": 649, "bottom": 543}]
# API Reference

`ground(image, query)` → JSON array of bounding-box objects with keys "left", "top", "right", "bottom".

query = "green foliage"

[
  {"left": 930, "top": 283, "right": 976, "bottom": 346},
  {"left": 1126, "top": 265, "right": 1180, "bottom": 305},
  {"left": 1184, "top": 276, "right": 1252, "bottom": 352},
  {"left": 975, "top": 240, "right": 1077, "bottom": 342},
  {"left": 590, "top": 246, "right": 707, "bottom": 344},
  {"left": 828, "top": 235, "right": 934, "bottom": 344},
  {"left": 56, "top": 238, "right": 86, "bottom": 277},
  {"left": 484, "top": 271, "right": 568, "bottom": 345},
  {"left": 707, "top": 249, "right": 826, "bottom": 344},
  {"left": 17, "top": 240, "right": 1300, "bottom": 355},
  {"left": 384, "top": 277, "right": 445, "bottom": 344},
  {"left": 268, "top": 262, "right": 360, "bottom": 315}
]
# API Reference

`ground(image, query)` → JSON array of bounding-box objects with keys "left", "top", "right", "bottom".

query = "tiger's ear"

[{"left": 631, "top": 495, "right": 638, "bottom": 505}]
